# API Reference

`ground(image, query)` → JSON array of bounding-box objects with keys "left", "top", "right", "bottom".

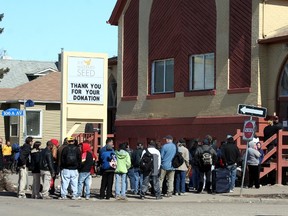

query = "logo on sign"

[{"left": 243, "top": 120, "right": 255, "bottom": 141}]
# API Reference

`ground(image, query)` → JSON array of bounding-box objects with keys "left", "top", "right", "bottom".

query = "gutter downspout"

[{"left": 262, "top": 0, "right": 267, "bottom": 39}]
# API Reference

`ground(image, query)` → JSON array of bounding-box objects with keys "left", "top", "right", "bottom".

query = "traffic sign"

[
  {"left": 242, "top": 120, "right": 256, "bottom": 141},
  {"left": 25, "top": 99, "right": 34, "bottom": 107},
  {"left": 237, "top": 104, "right": 267, "bottom": 118},
  {"left": 2, "top": 108, "right": 24, "bottom": 116}
]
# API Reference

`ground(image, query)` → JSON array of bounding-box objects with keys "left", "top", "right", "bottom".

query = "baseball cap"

[
  {"left": 66, "top": 137, "right": 74, "bottom": 142},
  {"left": 50, "top": 139, "right": 59, "bottom": 147},
  {"left": 163, "top": 135, "right": 173, "bottom": 140}
]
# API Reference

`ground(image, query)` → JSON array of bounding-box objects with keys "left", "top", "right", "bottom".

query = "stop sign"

[{"left": 243, "top": 120, "right": 255, "bottom": 141}]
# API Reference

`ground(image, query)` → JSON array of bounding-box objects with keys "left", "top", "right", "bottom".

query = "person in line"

[
  {"left": 131, "top": 142, "right": 144, "bottom": 195},
  {"left": 76, "top": 142, "right": 95, "bottom": 200},
  {"left": 159, "top": 135, "right": 176, "bottom": 197},
  {"left": 30, "top": 141, "right": 41, "bottom": 199},
  {"left": 0, "top": 137, "right": 3, "bottom": 171},
  {"left": 221, "top": 135, "right": 241, "bottom": 192},
  {"left": 99, "top": 139, "right": 116, "bottom": 200},
  {"left": 49, "top": 138, "right": 59, "bottom": 195},
  {"left": 39, "top": 141, "right": 55, "bottom": 199},
  {"left": 194, "top": 138, "right": 217, "bottom": 194},
  {"left": 17, "top": 136, "right": 33, "bottom": 198},
  {"left": 175, "top": 139, "right": 190, "bottom": 195},
  {"left": 115, "top": 142, "right": 131, "bottom": 200},
  {"left": 59, "top": 137, "right": 81, "bottom": 200},
  {"left": 140, "top": 140, "right": 162, "bottom": 200},
  {"left": 247, "top": 140, "right": 261, "bottom": 189}
]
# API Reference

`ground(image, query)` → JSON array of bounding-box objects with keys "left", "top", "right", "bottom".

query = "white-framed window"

[
  {"left": 189, "top": 53, "right": 215, "bottom": 91},
  {"left": 10, "top": 123, "right": 18, "bottom": 137},
  {"left": 152, "top": 59, "right": 174, "bottom": 94},
  {"left": 26, "top": 110, "right": 42, "bottom": 138}
]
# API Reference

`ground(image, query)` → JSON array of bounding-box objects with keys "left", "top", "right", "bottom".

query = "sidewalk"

[{"left": 5, "top": 173, "right": 288, "bottom": 204}]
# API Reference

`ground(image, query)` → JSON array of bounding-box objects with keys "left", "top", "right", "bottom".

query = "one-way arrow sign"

[{"left": 237, "top": 104, "right": 267, "bottom": 118}]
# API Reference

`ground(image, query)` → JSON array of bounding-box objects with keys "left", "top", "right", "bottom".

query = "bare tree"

[{"left": 0, "top": 13, "right": 9, "bottom": 80}]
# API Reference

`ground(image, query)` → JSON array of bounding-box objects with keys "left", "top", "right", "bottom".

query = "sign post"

[{"left": 237, "top": 104, "right": 266, "bottom": 197}]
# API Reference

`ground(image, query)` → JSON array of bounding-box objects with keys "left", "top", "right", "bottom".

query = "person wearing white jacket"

[{"left": 247, "top": 139, "right": 261, "bottom": 189}]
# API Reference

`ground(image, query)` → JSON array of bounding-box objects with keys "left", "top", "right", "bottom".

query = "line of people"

[{"left": 9, "top": 133, "right": 265, "bottom": 200}]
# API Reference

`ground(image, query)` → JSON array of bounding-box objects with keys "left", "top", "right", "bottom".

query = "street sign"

[
  {"left": 242, "top": 120, "right": 256, "bottom": 141},
  {"left": 237, "top": 104, "right": 267, "bottom": 118},
  {"left": 25, "top": 99, "right": 34, "bottom": 107},
  {"left": 2, "top": 108, "right": 24, "bottom": 116}
]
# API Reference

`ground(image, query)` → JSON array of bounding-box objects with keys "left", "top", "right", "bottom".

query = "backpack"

[
  {"left": 172, "top": 147, "right": 184, "bottom": 168},
  {"left": 139, "top": 149, "right": 153, "bottom": 173},
  {"left": 109, "top": 153, "right": 117, "bottom": 169},
  {"left": 65, "top": 146, "right": 78, "bottom": 166},
  {"left": 101, "top": 151, "right": 117, "bottom": 170},
  {"left": 202, "top": 152, "right": 212, "bottom": 166}
]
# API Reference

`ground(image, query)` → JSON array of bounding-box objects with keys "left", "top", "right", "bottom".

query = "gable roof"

[
  {"left": 0, "top": 72, "right": 61, "bottom": 103},
  {"left": 0, "top": 59, "right": 59, "bottom": 88},
  {"left": 108, "top": 0, "right": 127, "bottom": 26}
]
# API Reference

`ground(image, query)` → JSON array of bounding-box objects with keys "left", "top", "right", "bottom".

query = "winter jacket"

[
  {"left": 247, "top": 143, "right": 261, "bottom": 166},
  {"left": 221, "top": 141, "right": 241, "bottom": 166},
  {"left": 79, "top": 143, "right": 95, "bottom": 173},
  {"left": 141, "top": 147, "right": 161, "bottom": 176},
  {"left": 17, "top": 143, "right": 31, "bottom": 167},
  {"left": 131, "top": 148, "right": 143, "bottom": 168},
  {"left": 176, "top": 145, "right": 189, "bottom": 171},
  {"left": 160, "top": 142, "right": 177, "bottom": 170},
  {"left": 30, "top": 148, "right": 41, "bottom": 173},
  {"left": 194, "top": 144, "right": 217, "bottom": 171},
  {"left": 39, "top": 147, "right": 55, "bottom": 175},
  {"left": 115, "top": 150, "right": 131, "bottom": 174}
]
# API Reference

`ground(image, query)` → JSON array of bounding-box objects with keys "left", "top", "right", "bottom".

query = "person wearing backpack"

[
  {"left": 59, "top": 137, "right": 81, "bottom": 200},
  {"left": 131, "top": 142, "right": 144, "bottom": 195},
  {"left": 194, "top": 138, "right": 217, "bottom": 193},
  {"left": 159, "top": 135, "right": 177, "bottom": 198},
  {"left": 140, "top": 140, "right": 162, "bottom": 200},
  {"left": 17, "top": 136, "right": 33, "bottom": 198},
  {"left": 114, "top": 142, "right": 131, "bottom": 200},
  {"left": 175, "top": 139, "right": 190, "bottom": 196},
  {"left": 99, "top": 143, "right": 116, "bottom": 200}
]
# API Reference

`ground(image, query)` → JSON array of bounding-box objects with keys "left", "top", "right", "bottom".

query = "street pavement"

[{"left": 1, "top": 174, "right": 288, "bottom": 215}]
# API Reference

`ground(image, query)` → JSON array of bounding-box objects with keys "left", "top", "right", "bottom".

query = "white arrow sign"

[{"left": 240, "top": 106, "right": 264, "bottom": 116}]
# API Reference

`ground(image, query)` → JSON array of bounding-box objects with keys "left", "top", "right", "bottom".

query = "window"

[
  {"left": 10, "top": 124, "right": 18, "bottom": 137},
  {"left": 152, "top": 59, "right": 174, "bottom": 94},
  {"left": 26, "top": 110, "right": 42, "bottom": 137},
  {"left": 190, "top": 53, "right": 215, "bottom": 91}
]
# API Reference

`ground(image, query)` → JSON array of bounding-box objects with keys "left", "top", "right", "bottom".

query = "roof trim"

[
  {"left": 26, "top": 68, "right": 59, "bottom": 75},
  {"left": 0, "top": 100, "right": 60, "bottom": 104},
  {"left": 258, "top": 35, "right": 288, "bottom": 44},
  {"left": 107, "top": 0, "right": 127, "bottom": 26}
]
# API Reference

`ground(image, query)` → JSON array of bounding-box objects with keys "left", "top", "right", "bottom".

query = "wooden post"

[
  {"left": 277, "top": 130, "right": 283, "bottom": 184},
  {"left": 93, "top": 131, "right": 99, "bottom": 156}
]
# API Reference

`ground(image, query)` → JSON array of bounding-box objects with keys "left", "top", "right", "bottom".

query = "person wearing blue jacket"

[{"left": 159, "top": 135, "right": 176, "bottom": 197}]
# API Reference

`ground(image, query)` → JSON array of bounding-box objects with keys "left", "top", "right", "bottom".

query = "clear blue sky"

[{"left": 0, "top": 0, "right": 118, "bottom": 61}]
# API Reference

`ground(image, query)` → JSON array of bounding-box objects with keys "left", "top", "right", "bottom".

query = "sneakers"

[
  {"left": 59, "top": 196, "right": 67, "bottom": 200},
  {"left": 72, "top": 196, "right": 82, "bottom": 200},
  {"left": 229, "top": 190, "right": 234, "bottom": 193},
  {"left": 180, "top": 193, "right": 186, "bottom": 196},
  {"left": 85, "top": 197, "right": 90, "bottom": 200},
  {"left": 115, "top": 196, "right": 122, "bottom": 200},
  {"left": 166, "top": 193, "right": 172, "bottom": 198},
  {"left": 17, "top": 195, "right": 26, "bottom": 199},
  {"left": 140, "top": 195, "right": 145, "bottom": 200},
  {"left": 156, "top": 196, "right": 163, "bottom": 200},
  {"left": 42, "top": 196, "right": 52, "bottom": 200}
]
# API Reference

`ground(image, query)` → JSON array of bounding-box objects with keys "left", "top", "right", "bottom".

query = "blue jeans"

[
  {"left": 134, "top": 168, "right": 143, "bottom": 194},
  {"left": 77, "top": 172, "right": 91, "bottom": 198},
  {"left": 126, "top": 168, "right": 135, "bottom": 192},
  {"left": 61, "top": 169, "right": 79, "bottom": 198},
  {"left": 115, "top": 173, "right": 127, "bottom": 197},
  {"left": 227, "top": 164, "right": 237, "bottom": 190},
  {"left": 191, "top": 166, "right": 200, "bottom": 189},
  {"left": 175, "top": 170, "right": 186, "bottom": 193}
]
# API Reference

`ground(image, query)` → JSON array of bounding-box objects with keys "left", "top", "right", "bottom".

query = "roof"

[
  {"left": 108, "top": 0, "right": 127, "bottom": 26},
  {"left": 0, "top": 72, "right": 61, "bottom": 103},
  {"left": 0, "top": 59, "right": 59, "bottom": 88},
  {"left": 258, "top": 25, "right": 288, "bottom": 44}
]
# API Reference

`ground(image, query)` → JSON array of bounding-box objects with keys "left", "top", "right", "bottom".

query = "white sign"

[{"left": 67, "top": 57, "right": 104, "bottom": 104}]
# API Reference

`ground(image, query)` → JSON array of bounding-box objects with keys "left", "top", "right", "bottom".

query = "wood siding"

[
  {"left": 229, "top": 0, "right": 252, "bottom": 89},
  {"left": 148, "top": 0, "right": 216, "bottom": 93},
  {"left": 123, "top": 0, "right": 139, "bottom": 97}
]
